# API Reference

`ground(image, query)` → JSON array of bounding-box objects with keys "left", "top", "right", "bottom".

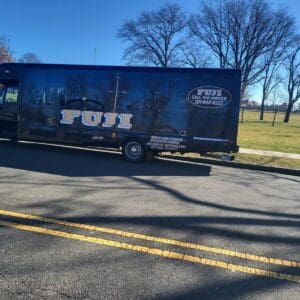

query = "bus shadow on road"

[
  {"left": 0, "top": 139, "right": 211, "bottom": 177},
  {"left": 1, "top": 139, "right": 299, "bottom": 298}
]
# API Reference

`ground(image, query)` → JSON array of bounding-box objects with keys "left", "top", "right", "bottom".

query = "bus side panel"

[{"left": 16, "top": 65, "right": 241, "bottom": 154}]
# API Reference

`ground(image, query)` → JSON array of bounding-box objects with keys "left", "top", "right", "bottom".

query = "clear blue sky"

[{"left": 1, "top": 0, "right": 299, "bottom": 66}]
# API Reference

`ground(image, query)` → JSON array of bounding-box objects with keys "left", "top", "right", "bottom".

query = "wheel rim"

[{"left": 125, "top": 141, "right": 143, "bottom": 160}]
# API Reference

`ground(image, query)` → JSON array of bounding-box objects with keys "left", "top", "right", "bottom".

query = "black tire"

[{"left": 122, "top": 139, "right": 146, "bottom": 162}]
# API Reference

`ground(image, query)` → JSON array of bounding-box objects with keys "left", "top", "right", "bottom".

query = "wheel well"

[{"left": 120, "top": 136, "right": 146, "bottom": 148}]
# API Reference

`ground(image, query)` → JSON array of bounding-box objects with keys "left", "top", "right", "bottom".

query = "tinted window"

[
  {"left": 5, "top": 86, "right": 18, "bottom": 103},
  {"left": 0, "top": 85, "right": 18, "bottom": 104},
  {"left": 24, "top": 69, "right": 64, "bottom": 107},
  {"left": 24, "top": 69, "right": 113, "bottom": 109}
]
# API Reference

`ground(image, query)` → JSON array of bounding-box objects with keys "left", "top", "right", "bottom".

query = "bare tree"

[
  {"left": 189, "top": 0, "right": 295, "bottom": 99},
  {"left": 259, "top": 9, "right": 295, "bottom": 120},
  {"left": 18, "top": 52, "right": 41, "bottom": 63},
  {"left": 259, "top": 60, "right": 282, "bottom": 120},
  {"left": 0, "top": 36, "right": 14, "bottom": 63},
  {"left": 117, "top": 3, "right": 188, "bottom": 67},
  {"left": 177, "top": 40, "right": 212, "bottom": 68},
  {"left": 283, "top": 40, "right": 300, "bottom": 123}
]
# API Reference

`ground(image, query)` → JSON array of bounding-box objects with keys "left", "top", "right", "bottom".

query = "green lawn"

[
  {"left": 238, "top": 111, "right": 300, "bottom": 154},
  {"left": 234, "top": 153, "right": 300, "bottom": 170},
  {"left": 165, "top": 152, "right": 300, "bottom": 170}
]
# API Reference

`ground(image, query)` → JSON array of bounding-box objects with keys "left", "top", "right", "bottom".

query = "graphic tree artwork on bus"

[
  {"left": 101, "top": 76, "right": 131, "bottom": 113},
  {"left": 64, "top": 73, "right": 131, "bottom": 113},
  {"left": 141, "top": 78, "right": 176, "bottom": 133},
  {"left": 64, "top": 74, "right": 109, "bottom": 111},
  {"left": 22, "top": 79, "right": 63, "bottom": 128},
  {"left": 91, "top": 76, "right": 115, "bottom": 111},
  {"left": 64, "top": 75, "right": 88, "bottom": 109}
]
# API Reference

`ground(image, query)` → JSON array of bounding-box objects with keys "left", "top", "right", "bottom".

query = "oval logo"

[{"left": 187, "top": 86, "right": 231, "bottom": 109}]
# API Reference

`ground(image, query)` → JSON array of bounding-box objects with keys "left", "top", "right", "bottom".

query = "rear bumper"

[{"left": 189, "top": 137, "right": 239, "bottom": 154}]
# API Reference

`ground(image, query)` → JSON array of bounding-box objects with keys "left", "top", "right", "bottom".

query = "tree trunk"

[
  {"left": 283, "top": 102, "right": 293, "bottom": 123},
  {"left": 240, "top": 82, "right": 247, "bottom": 102},
  {"left": 260, "top": 91, "right": 267, "bottom": 120}
]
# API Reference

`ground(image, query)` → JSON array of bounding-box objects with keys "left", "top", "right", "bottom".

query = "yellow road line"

[
  {"left": 0, "top": 220, "right": 299, "bottom": 284},
  {"left": 0, "top": 209, "right": 299, "bottom": 269}
]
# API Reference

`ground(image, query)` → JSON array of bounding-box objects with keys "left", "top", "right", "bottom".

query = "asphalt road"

[{"left": 0, "top": 139, "right": 299, "bottom": 299}]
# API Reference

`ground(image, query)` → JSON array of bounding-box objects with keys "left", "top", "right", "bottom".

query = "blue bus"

[{"left": 0, "top": 63, "right": 241, "bottom": 162}]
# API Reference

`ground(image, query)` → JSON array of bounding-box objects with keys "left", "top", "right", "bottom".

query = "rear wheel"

[{"left": 122, "top": 139, "right": 146, "bottom": 162}]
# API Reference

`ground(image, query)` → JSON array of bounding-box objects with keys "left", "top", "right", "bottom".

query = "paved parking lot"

[{"left": 0, "top": 139, "right": 299, "bottom": 299}]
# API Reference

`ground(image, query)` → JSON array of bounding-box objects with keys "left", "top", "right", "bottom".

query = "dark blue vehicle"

[{"left": 0, "top": 63, "right": 241, "bottom": 162}]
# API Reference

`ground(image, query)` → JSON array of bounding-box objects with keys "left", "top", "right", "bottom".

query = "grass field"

[
  {"left": 238, "top": 111, "right": 300, "bottom": 154},
  {"left": 233, "top": 153, "right": 300, "bottom": 170},
  {"left": 166, "top": 152, "right": 300, "bottom": 170}
]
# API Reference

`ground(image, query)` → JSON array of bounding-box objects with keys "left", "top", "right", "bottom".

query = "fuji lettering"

[
  {"left": 60, "top": 109, "right": 133, "bottom": 129},
  {"left": 187, "top": 86, "right": 231, "bottom": 109}
]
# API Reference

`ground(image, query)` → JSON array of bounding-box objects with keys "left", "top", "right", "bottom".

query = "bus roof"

[{"left": 0, "top": 62, "right": 241, "bottom": 75}]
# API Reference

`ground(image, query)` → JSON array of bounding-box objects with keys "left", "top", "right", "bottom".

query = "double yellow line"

[{"left": 0, "top": 209, "right": 299, "bottom": 283}]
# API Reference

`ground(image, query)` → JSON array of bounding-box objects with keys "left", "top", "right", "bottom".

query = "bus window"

[{"left": 5, "top": 86, "right": 18, "bottom": 103}]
